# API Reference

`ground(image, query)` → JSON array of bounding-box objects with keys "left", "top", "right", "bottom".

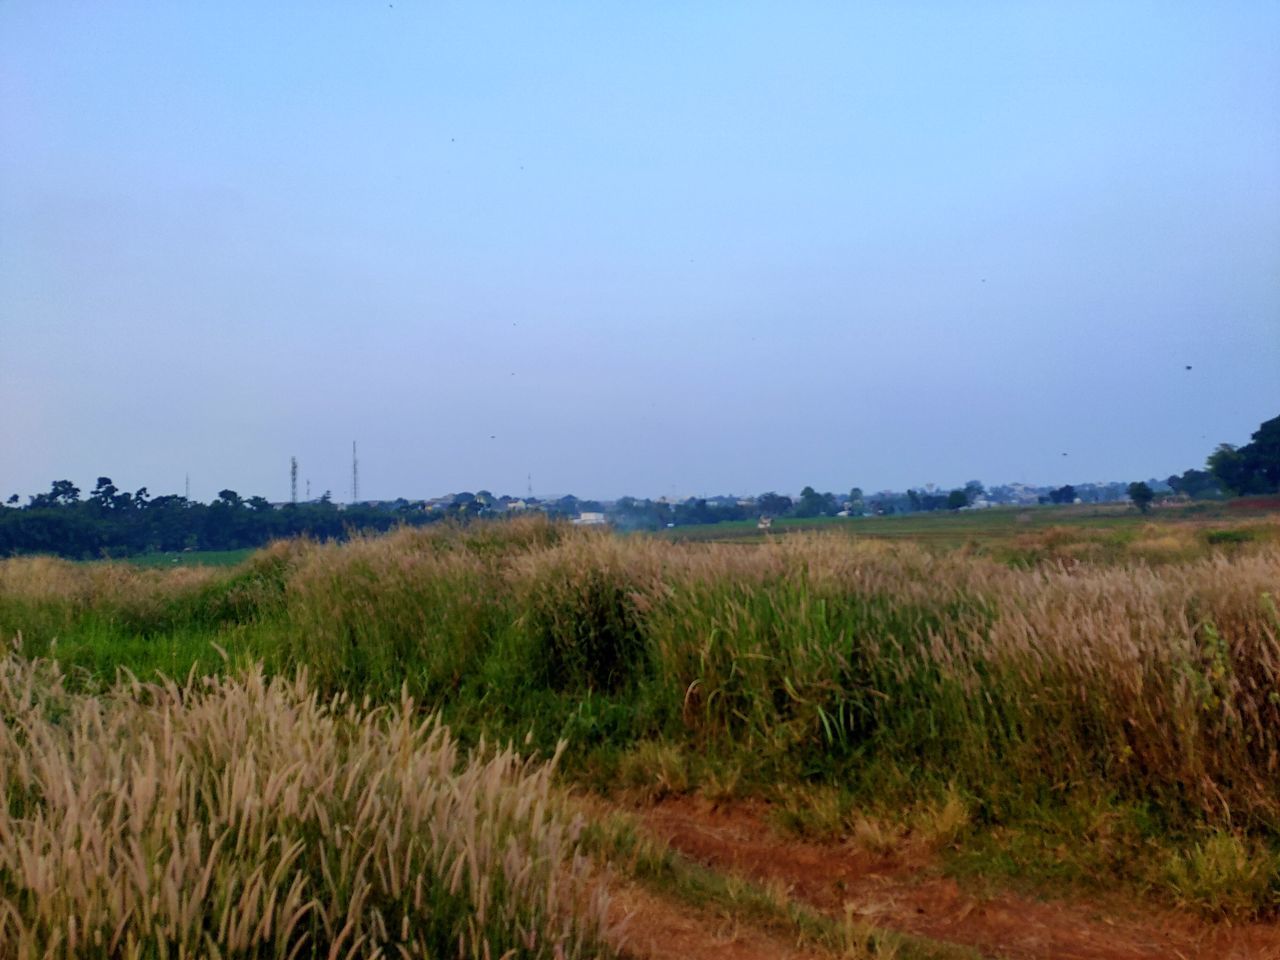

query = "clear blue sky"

[{"left": 3, "top": 2, "right": 1277, "bottom": 501}]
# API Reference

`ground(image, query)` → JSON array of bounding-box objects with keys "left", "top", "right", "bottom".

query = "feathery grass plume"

[
  {"left": 278, "top": 529, "right": 505, "bottom": 700},
  {"left": 0, "top": 654, "right": 615, "bottom": 959}
]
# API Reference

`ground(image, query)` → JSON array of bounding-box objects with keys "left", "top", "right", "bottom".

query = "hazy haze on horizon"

[{"left": 3, "top": 2, "right": 1278, "bottom": 502}]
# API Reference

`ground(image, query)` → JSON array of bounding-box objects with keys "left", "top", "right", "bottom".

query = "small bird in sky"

[{"left": 1185, "top": 365, "right": 1192, "bottom": 371}]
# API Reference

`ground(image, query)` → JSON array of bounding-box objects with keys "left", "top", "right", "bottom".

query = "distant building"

[{"left": 573, "top": 511, "right": 607, "bottom": 526}]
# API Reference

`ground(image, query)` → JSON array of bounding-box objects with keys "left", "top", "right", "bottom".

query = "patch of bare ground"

[
  {"left": 636, "top": 797, "right": 1280, "bottom": 960},
  {"left": 610, "top": 883, "right": 829, "bottom": 960}
]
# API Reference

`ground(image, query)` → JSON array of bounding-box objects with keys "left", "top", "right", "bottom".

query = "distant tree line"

[
  {"left": 7, "top": 415, "right": 1275, "bottom": 555},
  {"left": 1140, "top": 413, "right": 1280, "bottom": 509},
  {"left": 1129, "top": 413, "right": 1280, "bottom": 513},
  {"left": 0, "top": 478, "right": 446, "bottom": 559},
  {"left": 0, "top": 479, "right": 628, "bottom": 559},
  {"left": 1202, "top": 415, "right": 1280, "bottom": 497},
  {"left": 608, "top": 482, "right": 984, "bottom": 531}
]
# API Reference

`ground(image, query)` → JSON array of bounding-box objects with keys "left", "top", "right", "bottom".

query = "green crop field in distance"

[{"left": 128, "top": 548, "right": 258, "bottom": 568}]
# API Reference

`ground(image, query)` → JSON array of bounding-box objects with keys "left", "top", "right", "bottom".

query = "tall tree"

[
  {"left": 794, "top": 486, "right": 826, "bottom": 518},
  {"left": 1208, "top": 415, "right": 1280, "bottom": 495},
  {"left": 757, "top": 492, "right": 792, "bottom": 516},
  {"left": 1165, "top": 469, "right": 1222, "bottom": 500},
  {"left": 1127, "top": 481, "right": 1154, "bottom": 514},
  {"left": 90, "top": 477, "right": 118, "bottom": 509},
  {"left": 846, "top": 487, "right": 865, "bottom": 516},
  {"left": 1049, "top": 484, "right": 1076, "bottom": 504}
]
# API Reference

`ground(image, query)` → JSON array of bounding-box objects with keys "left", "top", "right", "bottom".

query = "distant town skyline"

[
  {"left": 3, "top": 3, "right": 1277, "bottom": 503},
  {"left": 0, "top": 453, "right": 1238, "bottom": 507}
]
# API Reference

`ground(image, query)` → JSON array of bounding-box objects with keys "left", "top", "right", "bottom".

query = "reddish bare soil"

[
  {"left": 1225, "top": 497, "right": 1280, "bottom": 513},
  {"left": 610, "top": 884, "right": 827, "bottom": 960},
  {"left": 634, "top": 797, "right": 1280, "bottom": 960}
]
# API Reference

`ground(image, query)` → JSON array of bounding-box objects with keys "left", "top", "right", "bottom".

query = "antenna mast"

[
  {"left": 352, "top": 441, "right": 359, "bottom": 504},
  {"left": 185, "top": 473, "right": 190, "bottom": 501},
  {"left": 290, "top": 456, "right": 298, "bottom": 504}
]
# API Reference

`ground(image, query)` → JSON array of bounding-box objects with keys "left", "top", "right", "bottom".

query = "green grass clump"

[
  {"left": 1163, "top": 830, "right": 1280, "bottom": 917},
  {"left": 1205, "top": 528, "right": 1255, "bottom": 547},
  {"left": 513, "top": 536, "right": 651, "bottom": 694}
]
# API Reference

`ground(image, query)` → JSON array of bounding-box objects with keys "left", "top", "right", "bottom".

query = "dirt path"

[
  {"left": 633, "top": 797, "right": 1280, "bottom": 960},
  {"left": 609, "top": 884, "right": 829, "bottom": 960}
]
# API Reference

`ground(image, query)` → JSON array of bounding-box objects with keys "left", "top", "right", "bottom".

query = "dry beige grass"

[
  {"left": 0, "top": 654, "right": 615, "bottom": 959},
  {"left": 0, "top": 554, "right": 218, "bottom": 609}
]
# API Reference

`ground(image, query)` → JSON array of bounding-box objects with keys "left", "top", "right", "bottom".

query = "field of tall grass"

[
  {"left": 0, "top": 654, "right": 613, "bottom": 959},
  {"left": 3, "top": 514, "right": 1279, "bottom": 923}
]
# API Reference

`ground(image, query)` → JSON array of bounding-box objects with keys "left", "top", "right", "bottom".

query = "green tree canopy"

[
  {"left": 1049, "top": 484, "right": 1076, "bottom": 505},
  {"left": 757, "top": 492, "right": 792, "bottom": 516},
  {"left": 1208, "top": 415, "right": 1280, "bottom": 495},
  {"left": 1127, "top": 481, "right": 1154, "bottom": 514}
]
